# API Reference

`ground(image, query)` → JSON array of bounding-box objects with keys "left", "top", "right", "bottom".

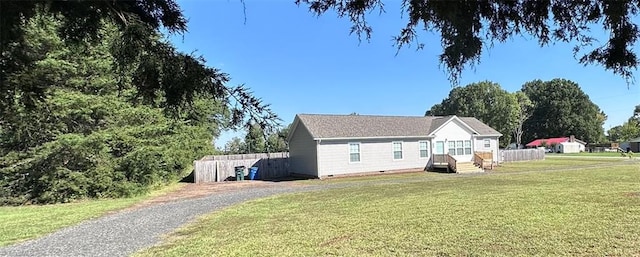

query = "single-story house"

[
  {"left": 287, "top": 114, "right": 502, "bottom": 178},
  {"left": 525, "top": 136, "right": 586, "bottom": 153},
  {"left": 622, "top": 137, "right": 640, "bottom": 152}
]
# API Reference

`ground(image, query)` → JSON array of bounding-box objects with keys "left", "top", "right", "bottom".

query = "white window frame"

[
  {"left": 419, "top": 141, "right": 429, "bottom": 158},
  {"left": 349, "top": 142, "right": 361, "bottom": 163},
  {"left": 392, "top": 141, "right": 403, "bottom": 160},
  {"left": 456, "top": 140, "right": 464, "bottom": 155},
  {"left": 448, "top": 141, "right": 456, "bottom": 155},
  {"left": 464, "top": 140, "right": 472, "bottom": 155},
  {"left": 484, "top": 139, "right": 491, "bottom": 148}
]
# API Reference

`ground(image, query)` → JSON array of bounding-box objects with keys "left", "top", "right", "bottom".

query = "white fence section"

[
  {"left": 194, "top": 152, "right": 289, "bottom": 183},
  {"left": 499, "top": 148, "right": 545, "bottom": 162}
]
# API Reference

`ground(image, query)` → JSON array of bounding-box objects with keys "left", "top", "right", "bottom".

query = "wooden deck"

[{"left": 431, "top": 152, "right": 492, "bottom": 173}]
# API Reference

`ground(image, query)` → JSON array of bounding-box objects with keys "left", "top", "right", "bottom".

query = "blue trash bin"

[{"left": 248, "top": 167, "right": 259, "bottom": 180}]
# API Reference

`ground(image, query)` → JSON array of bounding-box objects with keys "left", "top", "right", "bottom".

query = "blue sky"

[{"left": 169, "top": 1, "right": 640, "bottom": 148}]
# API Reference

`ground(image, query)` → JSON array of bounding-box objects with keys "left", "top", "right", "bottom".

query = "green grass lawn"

[
  {"left": 0, "top": 183, "right": 185, "bottom": 247},
  {"left": 299, "top": 157, "right": 628, "bottom": 184},
  {"left": 551, "top": 151, "right": 626, "bottom": 157},
  {"left": 493, "top": 157, "right": 628, "bottom": 173},
  {"left": 137, "top": 161, "right": 640, "bottom": 257},
  {"left": 299, "top": 171, "right": 443, "bottom": 185}
]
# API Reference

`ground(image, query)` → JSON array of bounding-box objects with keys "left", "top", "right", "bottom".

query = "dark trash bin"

[
  {"left": 248, "top": 167, "right": 259, "bottom": 180},
  {"left": 234, "top": 166, "right": 245, "bottom": 181}
]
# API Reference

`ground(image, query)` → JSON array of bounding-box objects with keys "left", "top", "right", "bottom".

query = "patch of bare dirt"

[
  {"left": 624, "top": 192, "right": 640, "bottom": 198},
  {"left": 125, "top": 180, "right": 303, "bottom": 211},
  {"left": 319, "top": 235, "right": 352, "bottom": 247}
]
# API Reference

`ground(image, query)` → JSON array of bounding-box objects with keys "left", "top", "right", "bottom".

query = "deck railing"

[
  {"left": 446, "top": 154, "right": 457, "bottom": 172},
  {"left": 432, "top": 154, "right": 447, "bottom": 164},
  {"left": 432, "top": 154, "right": 457, "bottom": 172},
  {"left": 473, "top": 151, "right": 494, "bottom": 170}
]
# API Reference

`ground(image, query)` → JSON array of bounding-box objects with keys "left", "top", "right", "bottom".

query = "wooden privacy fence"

[
  {"left": 194, "top": 152, "right": 289, "bottom": 183},
  {"left": 499, "top": 148, "right": 545, "bottom": 162}
]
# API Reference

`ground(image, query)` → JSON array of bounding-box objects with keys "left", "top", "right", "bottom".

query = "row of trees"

[
  {"left": 426, "top": 79, "right": 606, "bottom": 148},
  {"left": 606, "top": 105, "right": 640, "bottom": 143},
  {"left": 0, "top": 9, "right": 277, "bottom": 205},
  {"left": 222, "top": 125, "right": 290, "bottom": 154}
]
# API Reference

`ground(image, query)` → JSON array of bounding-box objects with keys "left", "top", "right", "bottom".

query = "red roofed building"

[{"left": 526, "top": 136, "right": 587, "bottom": 153}]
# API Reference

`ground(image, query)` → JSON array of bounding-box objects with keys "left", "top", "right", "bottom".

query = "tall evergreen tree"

[{"left": 0, "top": 10, "right": 272, "bottom": 205}]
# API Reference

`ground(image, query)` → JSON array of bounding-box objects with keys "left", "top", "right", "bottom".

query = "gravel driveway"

[{"left": 0, "top": 182, "right": 322, "bottom": 257}]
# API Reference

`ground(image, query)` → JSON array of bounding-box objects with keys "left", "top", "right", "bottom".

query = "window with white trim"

[
  {"left": 464, "top": 140, "right": 472, "bottom": 155},
  {"left": 393, "top": 142, "right": 403, "bottom": 160},
  {"left": 349, "top": 143, "right": 360, "bottom": 162},
  {"left": 419, "top": 141, "right": 429, "bottom": 158},
  {"left": 448, "top": 141, "right": 456, "bottom": 155},
  {"left": 456, "top": 140, "right": 464, "bottom": 155},
  {"left": 484, "top": 139, "right": 491, "bottom": 148}
]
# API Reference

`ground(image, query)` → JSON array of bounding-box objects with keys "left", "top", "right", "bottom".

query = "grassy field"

[
  {"left": 138, "top": 159, "right": 640, "bottom": 256},
  {"left": 299, "top": 157, "right": 629, "bottom": 184},
  {"left": 493, "top": 156, "right": 628, "bottom": 173},
  {"left": 551, "top": 151, "right": 626, "bottom": 157},
  {"left": 0, "top": 183, "right": 185, "bottom": 247}
]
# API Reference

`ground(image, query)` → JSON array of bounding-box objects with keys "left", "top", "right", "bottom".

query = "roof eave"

[
  {"left": 314, "top": 135, "right": 434, "bottom": 141},
  {"left": 476, "top": 134, "right": 502, "bottom": 137}
]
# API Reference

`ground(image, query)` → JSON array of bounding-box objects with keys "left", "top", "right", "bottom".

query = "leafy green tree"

[
  {"left": 221, "top": 124, "right": 289, "bottom": 155},
  {"left": 426, "top": 81, "right": 518, "bottom": 147},
  {"left": 224, "top": 137, "right": 246, "bottom": 155},
  {"left": 297, "top": 0, "right": 640, "bottom": 82},
  {"left": 607, "top": 121, "right": 640, "bottom": 142},
  {"left": 244, "top": 124, "right": 267, "bottom": 154},
  {"left": 607, "top": 106, "right": 640, "bottom": 142},
  {"left": 266, "top": 124, "right": 291, "bottom": 152},
  {"left": 521, "top": 79, "right": 606, "bottom": 144}
]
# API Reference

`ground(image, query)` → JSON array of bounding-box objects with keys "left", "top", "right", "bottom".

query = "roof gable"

[
  {"left": 427, "top": 116, "right": 479, "bottom": 136},
  {"left": 290, "top": 114, "right": 502, "bottom": 140}
]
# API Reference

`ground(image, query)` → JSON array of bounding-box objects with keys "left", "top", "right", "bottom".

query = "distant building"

[
  {"left": 621, "top": 137, "right": 640, "bottom": 152},
  {"left": 525, "top": 136, "right": 586, "bottom": 153}
]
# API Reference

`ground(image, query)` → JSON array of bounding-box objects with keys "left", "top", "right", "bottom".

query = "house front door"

[{"left": 435, "top": 141, "right": 444, "bottom": 154}]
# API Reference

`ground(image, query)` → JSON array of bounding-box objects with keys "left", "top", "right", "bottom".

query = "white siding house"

[
  {"left": 316, "top": 138, "right": 431, "bottom": 176},
  {"left": 287, "top": 114, "right": 502, "bottom": 178},
  {"left": 287, "top": 121, "right": 317, "bottom": 177}
]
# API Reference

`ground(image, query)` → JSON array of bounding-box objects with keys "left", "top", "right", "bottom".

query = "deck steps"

[{"left": 455, "top": 162, "right": 484, "bottom": 173}]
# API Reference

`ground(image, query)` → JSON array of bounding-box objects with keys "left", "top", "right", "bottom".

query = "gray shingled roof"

[
  {"left": 295, "top": 114, "right": 501, "bottom": 139},
  {"left": 459, "top": 117, "right": 502, "bottom": 135}
]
